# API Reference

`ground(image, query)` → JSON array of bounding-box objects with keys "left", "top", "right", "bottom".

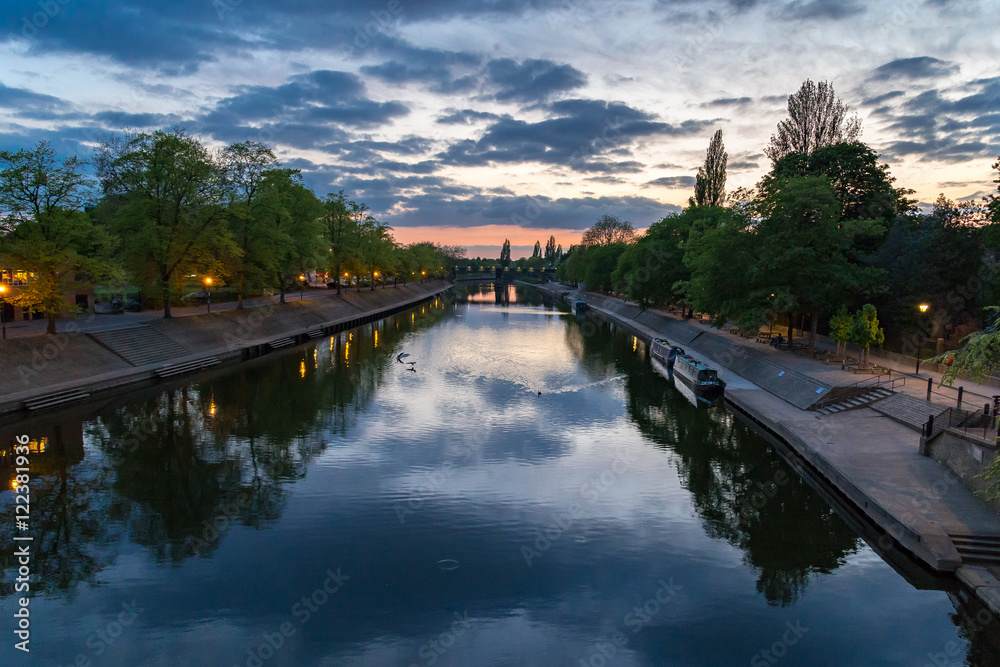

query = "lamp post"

[
  {"left": 0, "top": 284, "right": 7, "bottom": 339},
  {"left": 299, "top": 275, "right": 305, "bottom": 300},
  {"left": 915, "top": 303, "right": 930, "bottom": 373},
  {"left": 204, "top": 277, "right": 212, "bottom": 313}
]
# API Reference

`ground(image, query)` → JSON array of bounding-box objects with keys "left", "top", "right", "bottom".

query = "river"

[{"left": 0, "top": 283, "right": 996, "bottom": 666}]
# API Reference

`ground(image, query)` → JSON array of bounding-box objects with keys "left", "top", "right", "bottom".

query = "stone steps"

[
  {"left": 24, "top": 388, "right": 90, "bottom": 411},
  {"left": 871, "top": 393, "right": 946, "bottom": 430},
  {"left": 88, "top": 325, "right": 190, "bottom": 367},
  {"left": 950, "top": 534, "right": 1000, "bottom": 565},
  {"left": 817, "top": 388, "right": 893, "bottom": 415},
  {"left": 156, "top": 357, "right": 221, "bottom": 379}
]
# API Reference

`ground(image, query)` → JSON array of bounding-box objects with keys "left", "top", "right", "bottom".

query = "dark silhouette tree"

[
  {"left": 764, "top": 79, "right": 862, "bottom": 165},
  {"left": 694, "top": 129, "right": 727, "bottom": 207}
]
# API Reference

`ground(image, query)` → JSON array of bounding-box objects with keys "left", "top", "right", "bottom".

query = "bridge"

[{"left": 451, "top": 265, "right": 555, "bottom": 281}]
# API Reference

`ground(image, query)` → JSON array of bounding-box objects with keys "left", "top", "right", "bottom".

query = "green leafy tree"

[
  {"left": 613, "top": 210, "right": 695, "bottom": 310},
  {"left": 96, "top": 130, "right": 234, "bottom": 318},
  {"left": 754, "top": 175, "right": 857, "bottom": 350},
  {"left": 0, "top": 141, "right": 103, "bottom": 333},
  {"left": 323, "top": 191, "right": 361, "bottom": 294},
  {"left": 764, "top": 79, "right": 862, "bottom": 165},
  {"left": 357, "top": 214, "right": 393, "bottom": 290},
  {"left": 257, "top": 169, "right": 325, "bottom": 303},
  {"left": 829, "top": 306, "right": 854, "bottom": 358},
  {"left": 849, "top": 303, "right": 885, "bottom": 368},
  {"left": 932, "top": 308, "right": 1000, "bottom": 385},
  {"left": 694, "top": 129, "right": 727, "bottom": 207},
  {"left": 584, "top": 243, "right": 628, "bottom": 294},
  {"left": 680, "top": 206, "right": 760, "bottom": 326},
  {"left": 220, "top": 141, "right": 279, "bottom": 308}
]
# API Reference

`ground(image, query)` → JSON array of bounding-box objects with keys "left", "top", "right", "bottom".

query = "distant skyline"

[{"left": 2, "top": 0, "right": 998, "bottom": 258}]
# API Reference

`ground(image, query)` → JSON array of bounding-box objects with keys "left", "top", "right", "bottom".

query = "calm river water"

[{"left": 1, "top": 283, "right": 998, "bottom": 666}]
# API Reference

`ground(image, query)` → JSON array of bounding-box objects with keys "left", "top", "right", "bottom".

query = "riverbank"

[
  {"left": 534, "top": 281, "right": 1000, "bottom": 615},
  {"left": 0, "top": 281, "right": 452, "bottom": 417}
]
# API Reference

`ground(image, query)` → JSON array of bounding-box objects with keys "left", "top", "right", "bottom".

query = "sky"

[{"left": 1, "top": 0, "right": 998, "bottom": 259}]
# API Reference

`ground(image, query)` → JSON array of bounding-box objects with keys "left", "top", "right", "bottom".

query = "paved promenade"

[{"left": 540, "top": 283, "right": 1000, "bottom": 614}]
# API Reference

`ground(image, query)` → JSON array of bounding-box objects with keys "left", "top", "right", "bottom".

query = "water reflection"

[{"left": 0, "top": 284, "right": 996, "bottom": 665}]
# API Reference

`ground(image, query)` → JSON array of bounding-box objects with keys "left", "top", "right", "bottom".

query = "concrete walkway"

[{"left": 540, "top": 283, "right": 1000, "bottom": 614}]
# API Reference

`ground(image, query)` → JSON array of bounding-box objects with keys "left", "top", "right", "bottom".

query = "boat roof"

[{"left": 676, "top": 354, "right": 715, "bottom": 372}]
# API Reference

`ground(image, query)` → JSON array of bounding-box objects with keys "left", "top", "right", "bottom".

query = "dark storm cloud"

[
  {"left": 483, "top": 58, "right": 587, "bottom": 102},
  {"left": 644, "top": 176, "right": 696, "bottom": 188},
  {"left": 358, "top": 40, "right": 483, "bottom": 93},
  {"left": 194, "top": 69, "right": 408, "bottom": 148},
  {"left": 874, "top": 77, "right": 1000, "bottom": 163},
  {"left": 0, "top": 82, "right": 82, "bottom": 121},
  {"left": 869, "top": 57, "right": 959, "bottom": 81},
  {"left": 440, "top": 99, "right": 711, "bottom": 171}
]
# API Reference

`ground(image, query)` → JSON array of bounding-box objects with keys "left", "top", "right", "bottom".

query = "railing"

[
  {"left": 924, "top": 406, "right": 997, "bottom": 442},
  {"left": 813, "top": 374, "right": 905, "bottom": 411}
]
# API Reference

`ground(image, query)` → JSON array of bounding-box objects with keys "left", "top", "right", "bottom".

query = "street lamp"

[
  {"left": 916, "top": 303, "right": 931, "bottom": 373},
  {"left": 299, "top": 274, "right": 306, "bottom": 300},
  {"left": 0, "top": 284, "right": 7, "bottom": 339},
  {"left": 204, "top": 277, "right": 212, "bottom": 313}
]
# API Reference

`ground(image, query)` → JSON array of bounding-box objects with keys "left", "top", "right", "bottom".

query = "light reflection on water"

[{"left": 1, "top": 283, "right": 998, "bottom": 666}]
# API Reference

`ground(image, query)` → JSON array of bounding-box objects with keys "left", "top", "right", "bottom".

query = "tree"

[
  {"left": 96, "top": 130, "right": 234, "bottom": 318},
  {"left": 763, "top": 141, "right": 915, "bottom": 223},
  {"left": 500, "top": 238, "right": 511, "bottom": 267},
  {"left": 933, "top": 308, "right": 999, "bottom": 385},
  {"left": 220, "top": 141, "right": 279, "bottom": 308},
  {"left": 544, "top": 235, "right": 556, "bottom": 261},
  {"left": 555, "top": 244, "right": 563, "bottom": 261},
  {"left": 582, "top": 214, "right": 635, "bottom": 246},
  {"left": 680, "top": 206, "right": 760, "bottom": 326},
  {"left": 694, "top": 130, "right": 727, "bottom": 207},
  {"left": 0, "top": 142, "right": 102, "bottom": 333},
  {"left": 849, "top": 303, "right": 884, "bottom": 368},
  {"left": 764, "top": 79, "right": 862, "bottom": 165},
  {"left": 357, "top": 214, "right": 393, "bottom": 290},
  {"left": 323, "top": 191, "right": 361, "bottom": 295},
  {"left": 583, "top": 243, "right": 627, "bottom": 294},
  {"left": 257, "top": 169, "right": 325, "bottom": 303},
  {"left": 829, "top": 306, "right": 854, "bottom": 358},
  {"left": 532, "top": 240, "right": 541, "bottom": 259},
  {"left": 613, "top": 210, "right": 697, "bottom": 310},
  {"left": 754, "top": 175, "right": 858, "bottom": 350}
]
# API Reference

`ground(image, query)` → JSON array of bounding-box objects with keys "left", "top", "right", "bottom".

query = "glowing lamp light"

[
  {"left": 204, "top": 277, "right": 212, "bottom": 286},
  {"left": 919, "top": 303, "right": 930, "bottom": 313},
  {"left": 11, "top": 479, "right": 17, "bottom": 490}
]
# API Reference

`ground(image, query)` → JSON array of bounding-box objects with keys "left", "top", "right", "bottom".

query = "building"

[{"left": 0, "top": 267, "right": 94, "bottom": 321}]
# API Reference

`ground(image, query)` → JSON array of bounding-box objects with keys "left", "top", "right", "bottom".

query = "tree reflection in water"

[
  {"left": 566, "top": 315, "right": 861, "bottom": 607},
  {"left": 0, "top": 296, "right": 452, "bottom": 597}
]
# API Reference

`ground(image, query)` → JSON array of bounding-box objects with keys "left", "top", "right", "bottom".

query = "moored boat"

[
  {"left": 574, "top": 300, "right": 589, "bottom": 316},
  {"left": 650, "top": 338, "right": 685, "bottom": 369},
  {"left": 672, "top": 354, "right": 724, "bottom": 396}
]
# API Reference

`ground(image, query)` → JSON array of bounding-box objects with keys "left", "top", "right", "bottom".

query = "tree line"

[
  {"left": 0, "top": 131, "right": 462, "bottom": 332},
  {"left": 556, "top": 79, "right": 1000, "bottom": 356}
]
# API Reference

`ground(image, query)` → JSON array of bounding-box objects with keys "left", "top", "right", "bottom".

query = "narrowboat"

[
  {"left": 650, "top": 338, "right": 685, "bottom": 369},
  {"left": 672, "top": 354, "right": 724, "bottom": 397},
  {"left": 574, "top": 300, "right": 590, "bottom": 316}
]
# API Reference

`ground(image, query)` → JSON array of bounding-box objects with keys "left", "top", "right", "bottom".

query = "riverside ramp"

[
  {"left": 0, "top": 281, "right": 452, "bottom": 416},
  {"left": 535, "top": 282, "right": 1000, "bottom": 614}
]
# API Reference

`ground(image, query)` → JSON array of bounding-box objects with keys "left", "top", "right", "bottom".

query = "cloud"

[
  {"left": 440, "top": 99, "right": 712, "bottom": 171},
  {"left": 196, "top": 69, "right": 408, "bottom": 149},
  {"left": 644, "top": 176, "right": 696, "bottom": 188},
  {"left": 701, "top": 96, "right": 751, "bottom": 107},
  {"left": 869, "top": 57, "right": 959, "bottom": 81},
  {"left": 436, "top": 109, "right": 503, "bottom": 125},
  {"left": 0, "top": 82, "right": 77, "bottom": 120},
  {"left": 483, "top": 58, "right": 587, "bottom": 103},
  {"left": 779, "top": 0, "right": 865, "bottom": 20}
]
